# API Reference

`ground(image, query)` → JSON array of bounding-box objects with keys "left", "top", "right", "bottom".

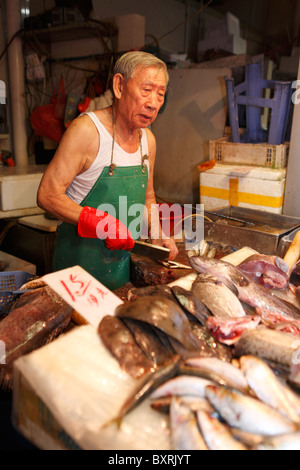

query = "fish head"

[{"left": 189, "top": 255, "right": 250, "bottom": 291}]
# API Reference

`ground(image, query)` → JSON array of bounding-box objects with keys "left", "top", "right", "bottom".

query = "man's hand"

[
  {"left": 151, "top": 237, "right": 179, "bottom": 261},
  {"left": 78, "top": 206, "right": 135, "bottom": 251}
]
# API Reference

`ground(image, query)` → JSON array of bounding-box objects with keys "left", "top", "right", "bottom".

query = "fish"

[
  {"left": 98, "top": 316, "right": 155, "bottom": 379},
  {"left": 115, "top": 295, "right": 201, "bottom": 351},
  {"left": 122, "top": 318, "right": 175, "bottom": 366},
  {"left": 169, "top": 398, "right": 208, "bottom": 450},
  {"left": 127, "top": 285, "right": 174, "bottom": 302},
  {"left": 0, "top": 286, "right": 73, "bottom": 390},
  {"left": 253, "top": 432, "right": 300, "bottom": 450},
  {"left": 196, "top": 410, "right": 247, "bottom": 450},
  {"left": 171, "top": 285, "right": 210, "bottom": 325},
  {"left": 150, "top": 375, "right": 215, "bottom": 400},
  {"left": 189, "top": 256, "right": 300, "bottom": 320},
  {"left": 190, "top": 324, "right": 233, "bottom": 362},
  {"left": 205, "top": 384, "right": 298, "bottom": 436},
  {"left": 192, "top": 274, "right": 246, "bottom": 318},
  {"left": 206, "top": 315, "right": 261, "bottom": 346},
  {"left": 103, "top": 356, "right": 181, "bottom": 428},
  {"left": 240, "top": 355, "right": 300, "bottom": 423},
  {"left": 238, "top": 254, "right": 289, "bottom": 289},
  {"left": 184, "top": 357, "right": 248, "bottom": 393},
  {"left": 150, "top": 395, "right": 214, "bottom": 414},
  {"left": 234, "top": 326, "right": 299, "bottom": 373}
]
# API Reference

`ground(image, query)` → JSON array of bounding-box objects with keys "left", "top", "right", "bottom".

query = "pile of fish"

[{"left": 98, "top": 250, "right": 300, "bottom": 449}]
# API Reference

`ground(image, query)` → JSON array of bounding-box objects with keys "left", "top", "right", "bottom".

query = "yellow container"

[{"left": 200, "top": 163, "right": 286, "bottom": 214}]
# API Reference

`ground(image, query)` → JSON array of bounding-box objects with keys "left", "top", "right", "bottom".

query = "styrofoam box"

[
  {"left": 198, "top": 34, "right": 247, "bottom": 56},
  {"left": 209, "top": 137, "right": 289, "bottom": 169},
  {"left": 0, "top": 165, "right": 46, "bottom": 211},
  {"left": 200, "top": 163, "right": 286, "bottom": 214}
]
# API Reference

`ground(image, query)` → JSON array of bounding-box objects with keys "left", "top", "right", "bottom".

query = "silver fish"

[
  {"left": 151, "top": 395, "right": 214, "bottom": 414},
  {"left": 197, "top": 410, "right": 247, "bottom": 450},
  {"left": 234, "top": 326, "right": 299, "bottom": 372},
  {"left": 192, "top": 274, "right": 246, "bottom": 318},
  {"left": 254, "top": 432, "right": 300, "bottom": 450},
  {"left": 185, "top": 357, "right": 248, "bottom": 393},
  {"left": 240, "top": 355, "right": 300, "bottom": 423},
  {"left": 151, "top": 375, "right": 214, "bottom": 399},
  {"left": 205, "top": 384, "right": 297, "bottom": 436},
  {"left": 189, "top": 256, "right": 300, "bottom": 320},
  {"left": 170, "top": 398, "right": 208, "bottom": 450}
]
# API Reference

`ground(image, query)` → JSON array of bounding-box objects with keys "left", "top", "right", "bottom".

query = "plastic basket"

[{"left": 0, "top": 271, "right": 34, "bottom": 317}]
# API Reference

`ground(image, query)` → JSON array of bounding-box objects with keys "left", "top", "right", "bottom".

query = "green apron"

[{"left": 52, "top": 164, "right": 148, "bottom": 290}]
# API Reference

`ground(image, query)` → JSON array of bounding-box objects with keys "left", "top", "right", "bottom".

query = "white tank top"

[{"left": 65, "top": 111, "right": 149, "bottom": 204}]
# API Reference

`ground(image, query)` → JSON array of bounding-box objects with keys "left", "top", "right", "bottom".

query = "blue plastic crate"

[{"left": 0, "top": 271, "right": 34, "bottom": 317}]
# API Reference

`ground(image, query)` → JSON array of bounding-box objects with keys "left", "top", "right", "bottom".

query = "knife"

[{"left": 130, "top": 240, "right": 170, "bottom": 261}]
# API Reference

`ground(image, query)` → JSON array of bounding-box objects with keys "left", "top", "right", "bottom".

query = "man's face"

[{"left": 117, "top": 65, "right": 167, "bottom": 129}]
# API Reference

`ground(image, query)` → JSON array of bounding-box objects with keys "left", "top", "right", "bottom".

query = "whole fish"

[
  {"left": 206, "top": 315, "right": 261, "bottom": 346},
  {"left": 171, "top": 285, "right": 210, "bottom": 325},
  {"left": 189, "top": 256, "right": 300, "bottom": 320},
  {"left": 0, "top": 286, "right": 73, "bottom": 390},
  {"left": 234, "top": 326, "right": 299, "bottom": 372},
  {"left": 150, "top": 375, "right": 215, "bottom": 399},
  {"left": 192, "top": 274, "right": 246, "bottom": 318},
  {"left": 115, "top": 295, "right": 201, "bottom": 351},
  {"left": 253, "top": 432, "right": 300, "bottom": 450},
  {"left": 197, "top": 410, "right": 247, "bottom": 450},
  {"left": 98, "top": 316, "right": 156, "bottom": 378},
  {"left": 103, "top": 356, "right": 181, "bottom": 428},
  {"left": 170, "top": 398, "right": 208, "bottom": 450},
  {"left": 205, "top": 384, "right": 297, "bottom": 436},
  {"left": 184, "top": 357, "right": 248, "bottom": 393},
  {"left": 240, "top": 355, "right": 300, "bottom": 423}
]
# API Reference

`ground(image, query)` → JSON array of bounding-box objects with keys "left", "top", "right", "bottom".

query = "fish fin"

[{"left": 101, "top": 415, "right": 123, "bottom": 430}]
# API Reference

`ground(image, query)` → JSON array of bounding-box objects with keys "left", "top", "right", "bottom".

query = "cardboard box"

[
  {"left": 12, "top": 367, "right": 81, "bottom": 450},
  {"left": 200, "top": 163, "right": 286, "bottom": 213}
]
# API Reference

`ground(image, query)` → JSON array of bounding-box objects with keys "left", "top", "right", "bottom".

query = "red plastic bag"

[{"left": 30, "top": 77, "right": 66, "bottom": 144}]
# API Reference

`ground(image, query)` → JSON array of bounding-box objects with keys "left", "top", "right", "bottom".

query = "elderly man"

[{"left": 37, "top": 51, "right": 178, "bottom": 290}]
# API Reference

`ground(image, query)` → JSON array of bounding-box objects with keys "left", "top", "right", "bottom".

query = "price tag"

[{"left": 42, "top": 266, "right": 123, "bottom": 328}]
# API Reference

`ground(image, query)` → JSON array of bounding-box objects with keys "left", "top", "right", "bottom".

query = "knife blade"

[{"left": 130, "top": 240, "right": 170, "bottom": 261}]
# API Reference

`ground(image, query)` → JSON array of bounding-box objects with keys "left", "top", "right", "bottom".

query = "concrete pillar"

[{"left": 5, "top": 0, "right": 28, "bottom": 167}]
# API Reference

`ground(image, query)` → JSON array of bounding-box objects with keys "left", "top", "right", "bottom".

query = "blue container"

[{"left": 0, "top": 271, "right": 34, "bottom": 316}]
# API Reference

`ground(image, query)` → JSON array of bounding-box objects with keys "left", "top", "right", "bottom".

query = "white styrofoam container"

[
  {"left": 198, "top": 34, "right": 247, "bottom": 56},
  {"left": 0, "top": 165, "right": 46, "bottom": 211},
  {"left": 199, "top": 163, "right": 286, "bottom": 214}
]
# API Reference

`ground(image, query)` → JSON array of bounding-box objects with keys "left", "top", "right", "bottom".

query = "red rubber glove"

[{"left": 78, "top": 206, "right": 135, "bottom": 251}]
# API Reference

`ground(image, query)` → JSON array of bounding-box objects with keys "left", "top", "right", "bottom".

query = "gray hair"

[{"left": 113, "top": 51, "right": 169, "bottom": 86}]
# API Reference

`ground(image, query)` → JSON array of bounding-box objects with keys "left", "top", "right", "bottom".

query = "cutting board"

[{"left": 18, "top": 214, "right": 59, "bottom": 232}]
